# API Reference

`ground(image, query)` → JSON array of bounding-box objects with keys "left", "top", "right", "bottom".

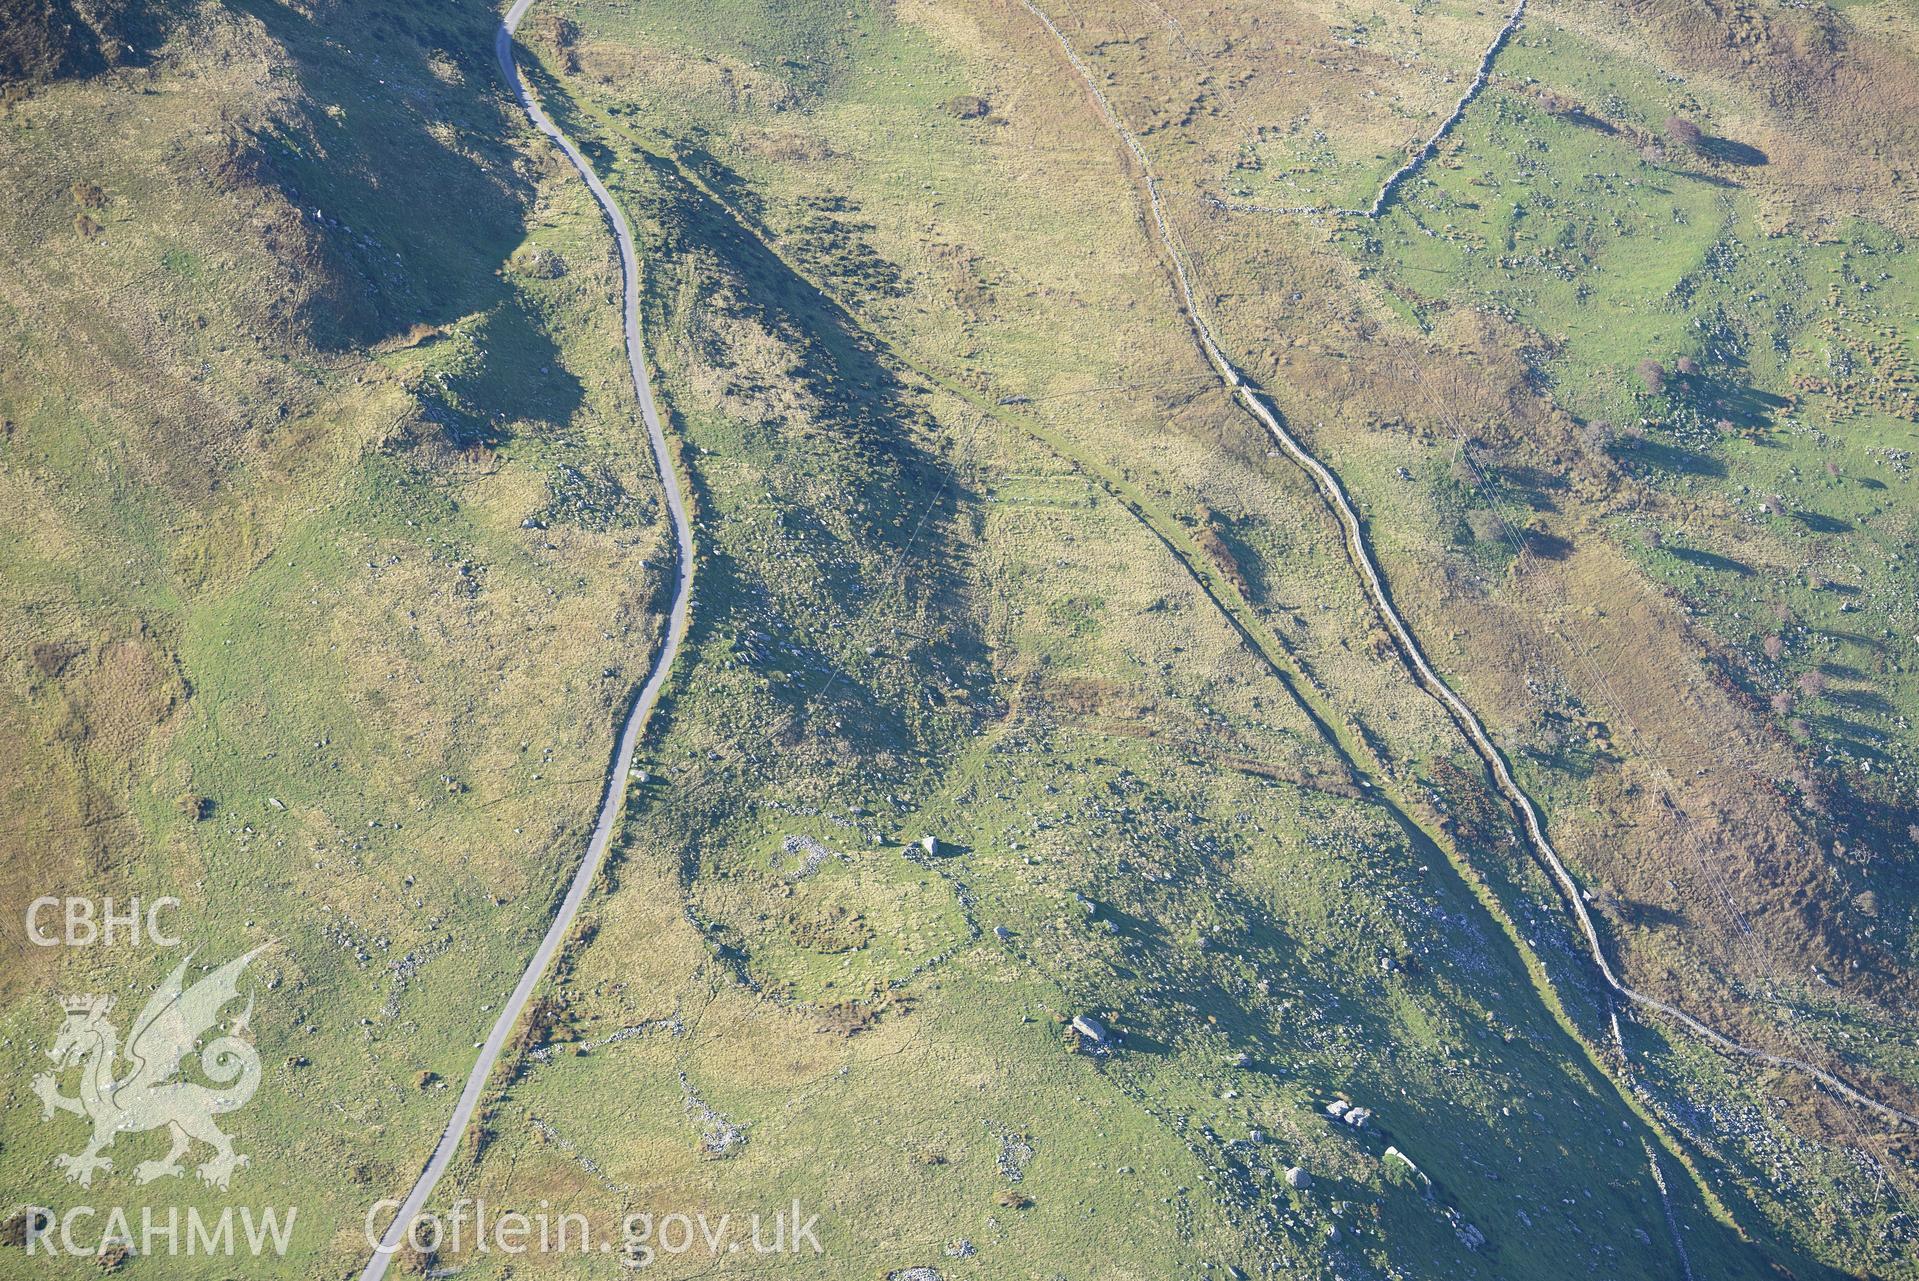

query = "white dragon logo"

[{"left": 32, "top": 947, "right": 266, "bottom": 1190}]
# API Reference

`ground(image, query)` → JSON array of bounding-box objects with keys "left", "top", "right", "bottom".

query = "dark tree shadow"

[
  {"left": 1670, "top": 351, "right": 1787, "bottom": 432},
  {"left": 1670, "top": 545, "right": 1754, "bottom": 576},
  {"left": 1669, "top": 166, "right": 1741, "bottom": 190},
  {"left": 1562, "top": 109, "right": 1616, "bottom": 135},
  {"left": 1522, "top": 527, "right": 1574, "bottom": 560},
  {"left": 1819, "top": 628, "right": 1883, "bottom": 651},
  {"left": 1211, "top": 518, "right": 1273, "bottom": 601},
  {"left": 1827, "top": 687, "right": 1894, "bottom": 716},
  {"left": 1795, "top": 510, "right": 1853, "bottom": 534},
  {"left": 1607, "top": 897, "right": 1688, "bottom": 929},
  {"left": 1491, "top": 464, "right": 1566, "bottom": 512},
  {"left": 1625, "top": 438, "right": 1726, "bottom": 478},
  {"left": 1806, "top": 711, "right": 1890, "bottom": 756},
  {"left": 1701, "top": 136, "right": 1767, "bottom": 167}
]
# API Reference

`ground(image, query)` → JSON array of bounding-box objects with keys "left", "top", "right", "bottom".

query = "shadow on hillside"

[
  {"left": 1794, "top": 509, "right": 1854, "bottom": 534},
  {"left": 1669, "top": 545, "right": 1754, "bottom": 576},
  {"left": 0, "top": 0, "right": 186, "bottom": 84},
  {"left": 1670, "top": 166, "right": 1741, "bottom": 191},
  {"left": 1626, "top": 438, "right": 1727, "bottom": 478},
  {"left": 221, "top": 0, "right": 582, "bottom": 434},
  {"left": 1673, "top": 354, "right": 1787, "bottom": 433},
  {"left": 1701, "top": 135, "right": 1767, "bottom": 167},
  {"left": 1520, "top": 526, "right": 1574, "bottom": 560},
  {"left": 515, "top": 62, "right": 984, "bottom": 747}
]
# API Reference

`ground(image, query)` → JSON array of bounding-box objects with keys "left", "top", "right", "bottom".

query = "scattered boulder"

[
  {"left": 1071, "top": 1014, "right": 1110, "bottom": 1047},
  {"left": 1285, "top": 1166, "right": 1312, "bottom": 1189},
  {"left": 1383, "top": 1146, "right": 1430, "bottom": 1187}
]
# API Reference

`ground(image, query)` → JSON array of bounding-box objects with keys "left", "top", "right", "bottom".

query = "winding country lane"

[
  {"left": 358, "top": 4, "right": 695, "bottom": 1275},
  {"left": 1018, "top": 0, "right": 1918, "bottom": 1130}
]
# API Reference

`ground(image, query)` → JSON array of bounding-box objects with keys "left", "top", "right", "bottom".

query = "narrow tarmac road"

[{"left": 358, "top": 3, "right": 695, "bottom": 1273}]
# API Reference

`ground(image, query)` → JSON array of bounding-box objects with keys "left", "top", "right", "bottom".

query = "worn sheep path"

[{"left": 358, "top": 2, "right": 694, "bottom": 1275}]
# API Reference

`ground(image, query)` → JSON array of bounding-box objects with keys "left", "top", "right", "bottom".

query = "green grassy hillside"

[
  {"left": 0, "top": 0, "right": 671, "bottom": 1271},
  {"left": 1, "top": 0, "right": 1914, "bottom": 1278},
  {"left": 392, "top": 1, "right": 1911, "bottom": 1277}
]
